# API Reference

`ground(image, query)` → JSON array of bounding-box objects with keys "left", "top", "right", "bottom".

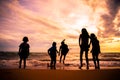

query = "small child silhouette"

[
  {"left": 48, "top": 42, "right": 58, "bottom": 69},
  {"left": 18, "top": 36, "right": 30, "bottom": 69},
  {"left": 59, "top": 39, "right": 69, "bottom": 64}
]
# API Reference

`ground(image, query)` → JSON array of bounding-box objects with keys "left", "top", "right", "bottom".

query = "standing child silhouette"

[
  {"left": 48, "top": 42, "right": 58, "bottom": 69},
  {"left": 90, "top": 33, "right": 100, "bottom": 69},
  {"left": 79, "top": 28, "right": 90, "bottom": 69},
  {"left": 18, "top": 36, "right": 30, "bottom": 69}
]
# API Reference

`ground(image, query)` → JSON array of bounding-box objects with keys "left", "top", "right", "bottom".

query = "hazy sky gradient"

[{"left": 0, "top": 0, "right": 120, "bottom": 52}]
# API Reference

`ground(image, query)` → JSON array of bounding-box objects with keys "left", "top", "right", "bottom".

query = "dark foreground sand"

[{"left": 0, "top": 69, "right": 120, "bottom": 80}]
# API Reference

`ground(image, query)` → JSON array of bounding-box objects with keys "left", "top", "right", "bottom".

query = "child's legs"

[
  {"left": 63, "top": 54, "right": 66, "bottom": 61},
  {"left": 50, "top": 56, "right": 53, "bottom": 66},
  {"left": 63, "top": 54, "right": 66, "bottom": 64},
  {"left": 23, "top": 58, "right": 26, "bottom": 69},
  {"left": 96, "top": 54, "right": 99, "bottom": 61},
  {"left": 80, "top": 50, "right": 84, "bottom": 67},
  {"left": 19, "top": 58, "right": 22, "bottom": 68},
  {"left": 60, "top": 54, "right": 63, "bottom": 63},
  {"left": 92, "top": 53, "right": 97, "bottom": 67},
  {"left": 96, "top": 54, "right": 100, "bottom": 68},
  {"left": 85, "top": 50, "right": 89, "bottom": 69},
  {"left": 53, "top": 56, "right": 56, "bottom": 67}
]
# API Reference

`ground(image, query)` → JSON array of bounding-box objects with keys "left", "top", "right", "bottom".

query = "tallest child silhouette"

[{"left": 79, "top": 28, "right": 90, "bottom": 69}]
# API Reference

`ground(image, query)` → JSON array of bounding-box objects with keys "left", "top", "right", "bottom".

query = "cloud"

[
  {"left": 0, "top": 0, "right": 71, "bottom": 52},
  {"left": 0, "top": 0, "right": 120, "bottom": 52},
  {"left": 0, "top": 38, "right": 18, "bottom": 51},
  {"left": 99, "top": 0, "right": 120, "bottom": 37},
  {"left": 83, "top": 0, "right": 120, "bottom": 38}
]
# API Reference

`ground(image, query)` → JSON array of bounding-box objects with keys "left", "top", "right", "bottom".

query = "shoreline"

[{"left": 0, "top": 69, "right": 120, "bottom": 80}]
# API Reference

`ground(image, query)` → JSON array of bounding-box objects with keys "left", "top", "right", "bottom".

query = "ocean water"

[{"left": 0, "top": 52, "right": 120, "bottom": 70}]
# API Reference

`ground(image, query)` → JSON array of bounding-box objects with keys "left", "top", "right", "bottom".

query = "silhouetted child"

[
  {"left": 59, "top": 39, "right": 69, "bottom": 64},
  {"left": 90, "top": 33, "right": 100, "bottom": 69},
  {"left": 48, "top": 42, "right": 58, "bottom": 69},
  {"left": 18, "top": 36, "right": 30, "bottom": 69},
  {"left": 79, "top": 28, "right": 90, "bottom": 69}
]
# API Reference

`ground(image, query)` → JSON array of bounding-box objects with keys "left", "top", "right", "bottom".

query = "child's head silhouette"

[
  {"left": 23, "top": 36, "right": 29, "bottom": 42},
  {"left": 90, "top": 33, "right": 96, "bottom": 39},
  {"left": 52, "top": 42, "right": 56, "bottom": 46}
]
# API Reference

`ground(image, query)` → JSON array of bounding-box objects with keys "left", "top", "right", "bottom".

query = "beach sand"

[{"left": 0, "top": 69, "right": 120, "bottom": 80}]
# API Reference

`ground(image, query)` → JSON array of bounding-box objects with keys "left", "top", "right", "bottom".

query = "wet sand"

[{"left": 0, "top": 69, "right": 120, "bottom": 80}]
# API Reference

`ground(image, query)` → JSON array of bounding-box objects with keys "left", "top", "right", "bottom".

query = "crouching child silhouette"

[
  {"left": 90, "top": 33, "right": 100, "bottom": 69},
  {"left": 18, "top": 36, "right": 30, "bottom": 69},
  {"left": 48, "top": 42, "right": 58, "bottom": 69}
]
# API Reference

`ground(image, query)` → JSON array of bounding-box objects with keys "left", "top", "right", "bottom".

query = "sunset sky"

[{"left": 0, "top": 0, "right": 120, "bottom": 52}]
